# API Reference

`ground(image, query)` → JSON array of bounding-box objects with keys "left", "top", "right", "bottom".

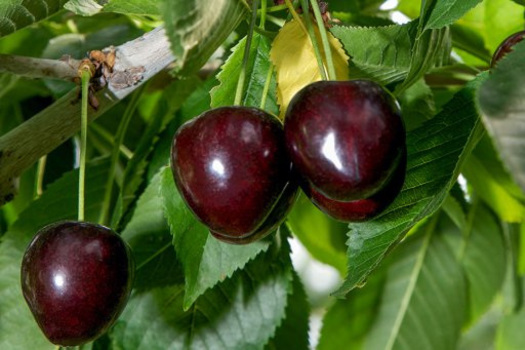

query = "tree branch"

[
  {"left": 0, "top": 54, "right": 81, "bottom": 81},
  {"left": 0, "top": 26, "right": 175, "bottom": 205}
]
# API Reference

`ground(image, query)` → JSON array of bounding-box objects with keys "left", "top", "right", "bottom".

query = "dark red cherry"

[
  {"left": 284, "top": 80, "right": 405, "bottom": 201},
  {"left": 211, "top": 178, "right": 299, "bottom": 244},
  {"left": 304, "top": 151, "right": 406, "bottom": 222},
  {"left": 20, "top": 221, "right": 134, "bottom": 346},
  {"left": 171, "top": 106, "right": 295, "bottom": 239},
  {"left": 491, "top": 30, "right": 525, "bottom": 67}
]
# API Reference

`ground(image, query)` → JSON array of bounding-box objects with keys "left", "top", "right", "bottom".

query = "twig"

[
  {"left": 0, "top": 54, "right": 81, "bottom": 81},
  {"left": 0, "top": 27, "right": 175, "bottom": 205}
]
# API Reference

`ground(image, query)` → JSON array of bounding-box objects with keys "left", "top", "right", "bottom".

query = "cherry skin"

[
  {"left": 20, "top": 221, "right": 134, "bottom": 346},
  {"left": 491, "top": 30, "right": 525, "bottom": 67},
  {"left": 171, "top": 106, "right": 296, "bottom": 239},
  {"left": 210, "top": 177, "right": 299, "bottom": 244},
  {"left": 303, "top": 151, "right": 406, "bottom": 222},
  {"left": 284, "top": 80, "right": 405, "bottom": 201}
]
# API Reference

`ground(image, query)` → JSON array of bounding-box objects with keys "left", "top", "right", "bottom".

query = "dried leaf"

[{"left": 270, "top": 20, "right": 349, "bottom": 118}]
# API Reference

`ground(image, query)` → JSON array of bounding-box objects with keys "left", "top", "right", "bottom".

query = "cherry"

[
  {"left": 21, "top": 221, "right": 134, "bottom": 346},
  {"left": 491, "top": 30, "right": 525, "bottom": 67},
  {"left": 303, "top": 150, "right": 406, "bottom": 222},
  {"left": 171, "top": 106, "right": 297, "bottom": 240},
  {"left": 284, "top": 80, "right": 405, "bottom": 201},
  {"left": 210, "top": 178, "right": 299, "bottom": 244}
]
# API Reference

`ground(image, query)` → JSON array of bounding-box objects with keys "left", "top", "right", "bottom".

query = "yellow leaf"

[{"left": 270, "top": 19, "right": 349, "bottom": 119}]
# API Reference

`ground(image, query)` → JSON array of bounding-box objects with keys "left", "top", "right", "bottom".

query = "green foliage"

[
  {"left": 211, "top": 33, "right": 278, "bottom": 116},
  {"left": 161, "top": 0, "right": 249, "bottom": 74},
  {"left": 479, "top": 40, "right": 525, "bottom": 195},
  {"left": 0, "top": 0, "right": 68, "bottom": 37},
  {"left": 0, "top": 160, "right": 110, "bottom": 350},
  {"left": 160, "top": 167, "right": 271, "bottom": 309},
  {"left": 1, "top": 0, "right": 525, "bottom": 348},
  {"left": 335, "top": 75, "right": 486, "bottom": 297}
]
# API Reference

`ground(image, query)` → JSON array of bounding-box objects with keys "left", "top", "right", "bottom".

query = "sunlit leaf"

[
  {"left": 0, "top": 0, "right": 68, "bottom": 37},
  {"left": 335, "top": 74, "right": 486, "bottom": 296}
]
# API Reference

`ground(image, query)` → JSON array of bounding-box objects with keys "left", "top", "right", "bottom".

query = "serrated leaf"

[
  {"left": 461, "top": 202, "right": 506, "bottom": 324},
  {"left": 110, "top": 239, "right": 293, "bottom": 350},
  {"left": 210, "top": 33, "right": 278, "bottom": 116},
  {"left": 121, "top": 171, "right": 183, "bottom": 291},
  {"left": 463, "top": 155, "right": 525, "bottom": 223},
  {"left": 270, "top": 19, "right": 349, "bottom": 118},
  {"left": 395, "top": 25, "right": 451, "bottom": 95},
  {"left": 363, "top": 214, "right": 466, "bottom": 350},
  {"left": 334, "top": 74, "right": 487, "bottom": 296},
  {"left": 64, "top": 0, "right": 101, "bottom": 16},
  {"left": 478, "top": 40, "right": 525, "bottom": 196},
  {"left": 0, "top": 159, "right": 109, "bottom": 350},
  {"left": 103, "top": 0, "right": 160, "bottom": 15},
  {"left": 0, "top": 0, "right": 68, "bottom": 37},
  {"left": 422, "top": 0, "right": 483, "bottom": 30},
  {"left": 286, "top": 193, "right": 347, "bottom": 275},
  {"left": 161, "top": 0, "right": 248, "bottom": 74},
  {"left": 330, "top": 23, "right": 413, "bottom": 85},
  {"left": 318, "top": 267, "right": 386, "bottom": 350},
  {"left": 266, "top": 271, "right": 310, "bottom": 350},
  {"left": 159, "top": 167, "right": 271, "bottom": 309}
]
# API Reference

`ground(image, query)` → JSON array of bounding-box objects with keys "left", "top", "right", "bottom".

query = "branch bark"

[
  {"left": 0, "top": 54, "right": 81, "bottom": 81},
  {"left": 0, "top": 26, "right": 175, "bottom": 205}
]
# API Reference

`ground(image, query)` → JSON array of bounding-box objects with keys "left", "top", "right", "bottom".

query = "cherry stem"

[
  {"left": 260, "top": 63, "right": 274, "bottom": 110},
  {"left": 34, "top": 155, "right": 47, "bottom": 199},
  {"left": 234, "top": 0, "right": 260, "bottom": 106},
  {"left": 309, "top": 0, "right": 336, "bottom": 80},
  {"left": 78, "top": 69, "right": 91, "bottom": 222},
  {"left": 257, "top": 3, "right": 287, "bottom": 13},
  {"left": 99, "top": 85, "right": 144, "bottom": 226},
  {"left": 301, "top": 0, "right": 328, "bottom": 80},
  {"left": 259, "top": 0, "right": 267, "bottom": 29}
]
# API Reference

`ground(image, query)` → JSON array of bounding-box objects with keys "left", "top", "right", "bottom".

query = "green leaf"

[
  {"left": 461, "top": 202, "right": 506, "bottom": 324},
  {"left": 335, "top": 74, "right": 487, "bottom": 296},
  {"left": 463, "top": 155, "right": 525, "bottom": 223},
  {"left": 331, "top": 23, "right": 413, "bottom": 85},
  {"left": 496, "top": 278, "right": 525, "bottom": 350},
  {"left": 266, "top": 272, "right": 310, "bottom": 350},
  {"left": 64, "top": 0, "right": 102, "bottom": 16},
  {"left": 483, "top": 0, "right": 524, "bottom": 52},
  {"left": 363, "top": 214, "right": 466, "bottom": 350},
  {"left": 159, "top": 167, "right": 271, "bottom": 310},
  {"left": 121, "top": 171, "right": 183, "bottom": 291},
  {"left": 422, "top": 0, "right": 483, "bottom": 30},
  {"left": 318, "top": 268, "right": 386, "bottom": 350},
  {"left": 478, "top": 40, "right": 525, "bottom": 196},
  {"left": 161, "top": 0, "right": 249, "bottom": 74},
  {"left": 395, "top": 25, "right": 451, "bottom": 95},
  {"left": 103, "top": 0, "right": 160, "bottom": 15},
  {"left": 111, "top": 77, "right": 202, "bottom": 229},
  {"left": 110, "top": 239, "right": 293, "bottom": 350},
  {"left": 286, "top": 193, "right": 347, "bottom": 275},
  {"left": 0, "top": 0, "right": 68, "bottom": 37},
  {"left": 210, "top": 33, "right": 278, "bottom": 116},
  {"left": 398, "top": 78, "right": 436, "bottom": 131},
  {"left": 0, "top": 159, "right": 109, "bottom": 350}
]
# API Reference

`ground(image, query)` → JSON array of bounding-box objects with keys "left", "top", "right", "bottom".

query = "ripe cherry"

[
  {"left": 210, "top": 178, "right": 299, "bottom": 244},
  {"left": 21, "top": 221, "right": 134, "bottom": 346},
  {"left": 303, "top": 151, "right": 406, "bottom": 222},
  {"left": 491, "top": 30, "right": 525, "bottom": 67},
  {"left": 171, "top": 106, "right": 297, "bottom": 240},
  {"left": 284, "top": 80, "right": 406, "bottom": 201}
]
